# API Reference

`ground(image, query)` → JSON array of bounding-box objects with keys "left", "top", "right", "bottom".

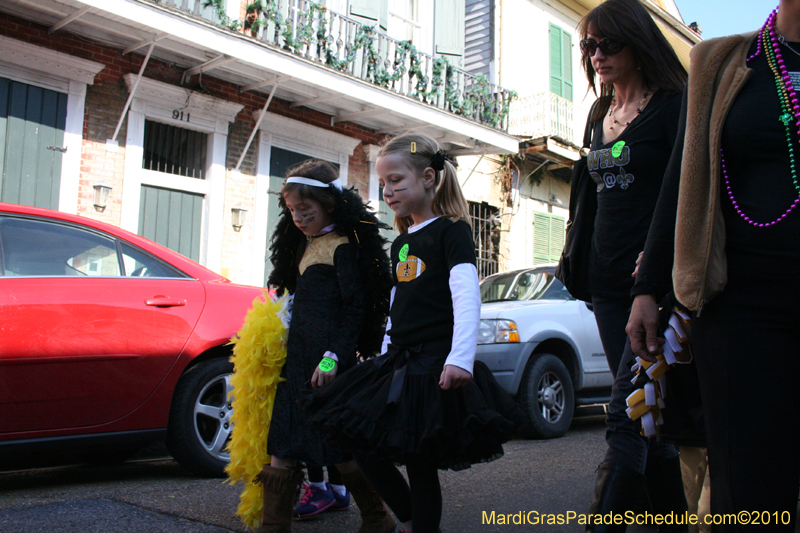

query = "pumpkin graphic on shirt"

[{"left": 396, "top": 256, "right": 426, "bottom": 282}]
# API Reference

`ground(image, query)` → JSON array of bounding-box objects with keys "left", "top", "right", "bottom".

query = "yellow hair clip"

[{"left": 410, "top": 142, "right": 416, "bottom": 154}]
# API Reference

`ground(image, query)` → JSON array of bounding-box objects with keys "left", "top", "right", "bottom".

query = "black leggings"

[
  {"left": 356, "top": 456, "right": 441, "bottom": 533},
  {"left": 591, "top": 295, "right": 632, "bottom": 378},
  {"left": 691, "top": 264, "right": 800, "bottom": 531},
  {"left": 307, "top": 465, "right": 343, "bottom": 485}
]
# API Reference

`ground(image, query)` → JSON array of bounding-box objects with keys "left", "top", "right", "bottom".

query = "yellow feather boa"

[{"left": 226, "top": 292, "right": 290, "bottom": 530}]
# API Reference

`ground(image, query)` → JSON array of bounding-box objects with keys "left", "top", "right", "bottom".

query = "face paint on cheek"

[{"left": 301, "top": 210, "right": 317, "bottom": 222}]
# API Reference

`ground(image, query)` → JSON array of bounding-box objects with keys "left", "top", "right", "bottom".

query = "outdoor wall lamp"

[
  {"left": 93, "top": 179, "right": 113, "bottom": 212},
  {"left": 231, "top": 203, "right": 248, "bottom": 232}
]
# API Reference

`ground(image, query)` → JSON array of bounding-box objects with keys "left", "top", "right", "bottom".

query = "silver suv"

[{"left": 476, "top": 266, "right": 613, "bottom": 438}]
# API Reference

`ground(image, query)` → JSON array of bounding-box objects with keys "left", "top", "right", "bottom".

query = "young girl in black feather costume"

[{"left": 255, "top": 159, "right": 395, "bottom": 533}]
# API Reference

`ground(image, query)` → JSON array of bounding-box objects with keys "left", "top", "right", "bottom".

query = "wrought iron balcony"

[
  {"left": 155, "top": 0, "right": 516, "bottom": 132},
  {"left": 508, "top": 91, "right": 584, "bottom": 147}
]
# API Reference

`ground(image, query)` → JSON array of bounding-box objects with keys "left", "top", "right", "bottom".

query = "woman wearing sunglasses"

[{"left": 557, "top": 0, "right": 688, "bottom": 529}]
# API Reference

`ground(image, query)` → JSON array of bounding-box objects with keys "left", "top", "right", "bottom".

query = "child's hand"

[
  {"left": 439, "top": 364, "right": 472, "bottom": 390},
  {"left": 311, "top": 362, "right": 338, "bottom": 388}
]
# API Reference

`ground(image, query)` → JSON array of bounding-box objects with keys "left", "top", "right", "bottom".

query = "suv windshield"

[{"left": 480, "top": 269, "right": 573, "bottom": 303}]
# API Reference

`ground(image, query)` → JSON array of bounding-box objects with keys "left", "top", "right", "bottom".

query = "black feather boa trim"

[{"left": 267, "top": 186, "right": 394, "bottom": 358}]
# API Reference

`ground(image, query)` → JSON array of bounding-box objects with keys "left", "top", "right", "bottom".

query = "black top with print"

[
  {"left": 719, "top": 38, "right": 800, "bottom": 272},
  {"left": 387, "top": 217, "right": 476, "bottom": 347},
  {"left": 587, "top": 89, "right": 683, "bottom": 299}
]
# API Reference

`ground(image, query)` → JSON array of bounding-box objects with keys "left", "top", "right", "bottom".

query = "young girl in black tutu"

[
  {"left": 255, "top": 159, "right": 395, "bottom": 533},
  {"left": 302, "top": 133, "right": 523, "bottom": 533}
]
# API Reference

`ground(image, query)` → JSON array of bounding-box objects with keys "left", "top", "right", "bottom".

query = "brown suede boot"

[
  {"left": 253, "top": 465, "right": 305, "bottom": 533},
  {"left": 340, "top": 468, "right": 396, "bottom": 533}
]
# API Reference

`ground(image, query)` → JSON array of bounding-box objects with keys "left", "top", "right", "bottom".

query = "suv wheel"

[
  {"left": 167, "top": 358, "right": 234, "bottom": 477},
  {"left": 518, "top": 353, "right": 575, "bottom": 439}
]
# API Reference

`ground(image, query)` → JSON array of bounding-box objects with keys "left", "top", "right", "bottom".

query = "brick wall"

[{"left": 0, "top": 11, "right": 385, "bottom": 284}]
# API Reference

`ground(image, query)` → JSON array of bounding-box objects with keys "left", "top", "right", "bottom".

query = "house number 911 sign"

[{"left": 172, "top": 110, "right": 190, "bottom": 122}]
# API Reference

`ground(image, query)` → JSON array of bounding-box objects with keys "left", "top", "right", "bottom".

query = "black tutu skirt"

[{"left": 300, "top": 341, "right": 526, "bottom": 471}]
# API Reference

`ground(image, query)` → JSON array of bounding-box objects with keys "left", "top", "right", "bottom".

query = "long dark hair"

[
  {"left": 267, "top": 159, "right": 393, "bottom": 358},
  {"left": 580, "top": 0, "right": 687, "bottom": 122}
]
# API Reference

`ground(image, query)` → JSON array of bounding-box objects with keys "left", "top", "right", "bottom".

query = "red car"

[{"left": 0, "top": 203, "right": 264, "bottom": 476}]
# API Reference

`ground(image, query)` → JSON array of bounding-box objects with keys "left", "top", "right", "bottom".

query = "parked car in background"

[
  {"left": 0, "top": 203, "right": 264, "bottom": 476},
  {"left": 476, "top": 265, "right": 612, "bottom": 439}
]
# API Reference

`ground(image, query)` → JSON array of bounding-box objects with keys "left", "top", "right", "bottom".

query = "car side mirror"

[{"left": 584, "top": 301, "right": 594, "bottom": 312}]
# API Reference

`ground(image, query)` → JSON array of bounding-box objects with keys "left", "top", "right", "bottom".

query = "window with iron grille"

[
  {"left": 142, "top": 120, "right": 208, "bottom": 179},
  {"left": 468, "top": 201, "right": 500, "bottom": 279}
]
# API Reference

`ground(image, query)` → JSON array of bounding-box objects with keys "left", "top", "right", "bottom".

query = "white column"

[
  {"left": 120, "top": 106, "right": 145, "bottom": 233},
  {"left": 365, "top": 144, "right": 381, "bottom": 210},
  {"left": 204, "top": 123, "right": 229, "bottom": 273},
  {"left": 58, "top": 80, "right": 88, "bottom": 214},
  {"left": 251, "top": 131, "right": 273, "bottom": 286}
]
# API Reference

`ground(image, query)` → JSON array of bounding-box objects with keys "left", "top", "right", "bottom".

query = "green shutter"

[
  {"left": 533, "top": 212, "right": 566, "bottom": 264},
  {"left": 435, "top": 0, "right": 465, "bottom": 64},
  {"left": 549, "top": 24, "right": 573, "bottom": 102},
  {"left": 0, "top": 76, "right": 66, "bottom": 210},
  {"left": 138, "top": 186, "right": 203, "bottom": 262},
  {"left": 551, "top": 215, "right": 565, "bottom": 257},
  {"left": 0, "top": 78, "right": 8, "bottom": 199},
  {"left": 533, "top": 213, "right": 551, "bottom": 265},
  {"left": 350, "top": 0, "right": 387, "bottom": 29},
  {"left": 561, "top": 30, "right": 573, "bottom": 102},
  {"left": 549, "top": 23, "right": 563, "bottom": 97}
]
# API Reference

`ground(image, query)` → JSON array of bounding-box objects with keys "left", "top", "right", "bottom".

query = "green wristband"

[{"left": 318, "top": 356, "right": 336, "bottom": 372}]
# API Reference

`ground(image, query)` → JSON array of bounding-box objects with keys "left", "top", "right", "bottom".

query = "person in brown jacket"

[{"left": 628, "top": 1, "right": 800, "bottom": 530}]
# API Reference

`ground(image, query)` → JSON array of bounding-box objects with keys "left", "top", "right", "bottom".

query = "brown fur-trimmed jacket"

[{"left": 671, "top": 31, "right": 758, "bottom": 312}]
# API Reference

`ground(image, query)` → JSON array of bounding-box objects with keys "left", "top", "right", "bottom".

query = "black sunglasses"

[{"left": 580, "top": 38, "right": 626, "bottom": 57}]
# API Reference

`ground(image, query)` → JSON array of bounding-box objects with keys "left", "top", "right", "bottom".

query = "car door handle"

[{"left": 145, "top": 297, "right": 186, "bottom": 307}]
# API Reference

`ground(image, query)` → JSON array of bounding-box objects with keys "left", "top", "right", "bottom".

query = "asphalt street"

[{"left": 1, "top": 417, "right": 798, "bottom": 532}]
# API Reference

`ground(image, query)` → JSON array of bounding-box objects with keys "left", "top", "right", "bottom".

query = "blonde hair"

[{"left": 378, "top": 133, "right": 470, "bottom": 233}]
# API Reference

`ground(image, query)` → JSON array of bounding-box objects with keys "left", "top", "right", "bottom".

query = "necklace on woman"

[
  {"left": 608, "top": 91, "right": 649, "bottom": 132},
  {"left": 777, "top": 32, "right": 800, "bottom": 59},
  {"left": 723, "top": 8, "right": 800, "bottom": 227}
]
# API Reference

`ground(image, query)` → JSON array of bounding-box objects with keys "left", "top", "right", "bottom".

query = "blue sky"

[{"left": 673, "top": 0, "right": 778, "bottom": 39}]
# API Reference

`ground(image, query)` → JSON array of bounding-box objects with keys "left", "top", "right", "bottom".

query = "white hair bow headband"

[{"left": 285, "top": 176, "right": 343, "bottom": 190}]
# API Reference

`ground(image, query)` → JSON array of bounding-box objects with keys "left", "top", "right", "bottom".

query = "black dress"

[
  {"left": 301, "top": 218, "right": 525, "bottom": 471},
  {"left": 266, "top": 232, "right": 365, "bottom": 466}
]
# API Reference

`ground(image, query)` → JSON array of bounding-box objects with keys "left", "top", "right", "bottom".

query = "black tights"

[
  {"left": 356, "top": 456, "right": 441, "bottom": 533},
  {"left": 306, "top": 465, "right": 343, "bottom": 485}
]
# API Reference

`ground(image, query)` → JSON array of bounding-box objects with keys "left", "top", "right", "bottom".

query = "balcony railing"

[
  {"left": 154, "top": 0, "right": 515, "bottom": 132},
  {"left": 163, "top": 0, "right": 225, "bottom": 25},
  {"left": 508, "top": 92, "right": 583, "bottom": 147}
]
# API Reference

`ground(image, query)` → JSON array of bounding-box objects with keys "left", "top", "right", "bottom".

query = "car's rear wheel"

[
  {"left": 518, "top": 353, "right": 575, "bottom": 439},
  {"left": 167, "top": 358, "right": 234, "bottom": 477}
]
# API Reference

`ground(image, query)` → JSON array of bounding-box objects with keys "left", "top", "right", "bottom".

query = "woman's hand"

[
  {"left": 626, "top": 294, "right": 663, "bottom": 362},
  {"left": 310, "top": 360, "right": 338, "bottom": 389},
  {"left": 631, "top": 251, "right": 644, "bottom": 278},
  {"left": 439, "top": 364, "right": 472, "bottom": 390}
]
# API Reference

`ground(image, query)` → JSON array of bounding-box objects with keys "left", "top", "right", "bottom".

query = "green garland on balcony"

[
  {"left": 244, "top": 1, "right": 277, "bottom": 36},
  {"left": 198, "top": 2, "right": 515, "bottom": 129},
  {"left": 201, "top": 0, "right": 242, "bottom": 31}
]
